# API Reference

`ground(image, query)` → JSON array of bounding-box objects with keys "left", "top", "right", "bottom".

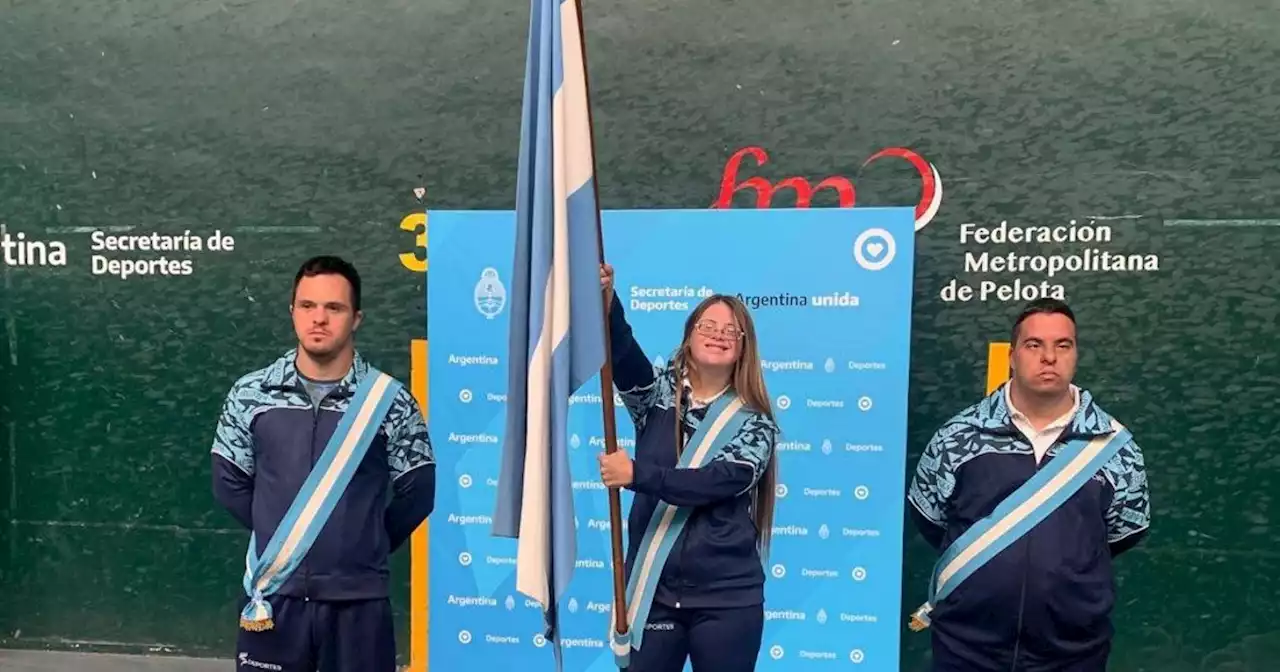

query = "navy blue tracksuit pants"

[
  {"left": 235, "top": 596, "right": 395, "bottom": 672},
  {"left": 626, "top": 601, "right": 764, "bottom": 672},
  {"left": 932, "top": 636, "right": 1112, "bottom": 672}
]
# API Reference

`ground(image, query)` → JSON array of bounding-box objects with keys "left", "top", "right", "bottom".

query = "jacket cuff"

[{"left": 629, "top": 458, "right": 662, "bottom": 496}]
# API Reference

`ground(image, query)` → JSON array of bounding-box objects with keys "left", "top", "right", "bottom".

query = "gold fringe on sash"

[{"left": 239, "top": 617, "right": 275, "bottom": 632}]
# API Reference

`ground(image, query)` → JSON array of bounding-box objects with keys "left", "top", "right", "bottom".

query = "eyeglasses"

[{"left": 695, "top": 320, "right": 743, "bottom": 340}]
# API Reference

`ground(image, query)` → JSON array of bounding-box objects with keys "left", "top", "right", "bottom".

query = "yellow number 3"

[{"left": 399, "top": 212, "right": 427, "bottom": 273}]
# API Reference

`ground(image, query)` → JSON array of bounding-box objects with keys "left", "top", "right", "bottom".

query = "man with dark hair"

[
  {"left": 211, "top": 255, "right": 435, "bottom": 672},
  {"left": 293, "top": 254, "right": 364, "bottom": 311},
  {"left": 1011, "top": 297, "right": 1075, "bottom": 345},
  {"left": 906, "top": 298, "right": 1150, "bottom": 671}
]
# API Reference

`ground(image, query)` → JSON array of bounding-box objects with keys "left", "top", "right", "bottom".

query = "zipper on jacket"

[
  {"left": 1010, "top": 539, "right": 1029, "bottom": 670},
  {"left": 302, "top": 398, "right": 321, "bottom": 601},
  {"left": 675, "top": 521, "right": 692, "bottom": 609},
  {"left": 1008, "top": 438, "right": 1041, "bottom": 670},
  {"left": 671, "top": 404, "right": 689, "bottom": 610}
]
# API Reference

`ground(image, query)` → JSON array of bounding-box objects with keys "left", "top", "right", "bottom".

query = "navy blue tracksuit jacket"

[
  {"left": 210, "top": 350, "right": 437, "bottom": 602},
  {"left": 908, "top": 385, "right": 1150, "bottom": 671},
  {"left": 608, "top": 296, "right": 780, "bottom": 612}
]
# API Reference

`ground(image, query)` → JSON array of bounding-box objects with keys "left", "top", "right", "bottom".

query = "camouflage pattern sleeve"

[
  {"left": 907, "top": 426, "right": 960, "bottom": 528},
  {"left": 1105, "top": 438, "right": 1151, "bottom": 543},
  {"left": 210, "top": 382, "right": 257, "bottom": 476},
  {"left": 712, "top": 413, "right": 779, "bottom": 496},
  {"left": 385, "top": 385, "right": 435, "bottom": 481},
  {"left": 616, "top": 365, "right": 669, "bottom": 434}
]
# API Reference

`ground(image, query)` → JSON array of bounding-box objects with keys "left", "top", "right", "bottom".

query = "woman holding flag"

[{"left": 596, "top": 262, "right": 780, "bottom": 672}]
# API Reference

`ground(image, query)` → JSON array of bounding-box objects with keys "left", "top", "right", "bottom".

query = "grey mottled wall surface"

[{"left": 1, "top": 0, "right": 1277, "bottom": 669}]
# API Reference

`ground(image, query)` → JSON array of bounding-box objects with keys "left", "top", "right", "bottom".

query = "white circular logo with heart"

[{"left": 853, "top": 228, "right": 897, "bottom": 271}]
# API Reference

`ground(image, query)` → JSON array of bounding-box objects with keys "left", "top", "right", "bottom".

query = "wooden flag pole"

[{"left": 573, "top": 0, "right": 630, "bottom": 640}]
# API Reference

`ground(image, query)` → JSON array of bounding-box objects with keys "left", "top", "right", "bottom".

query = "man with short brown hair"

[
  {"left": 212, "top": 255, "right": 436, "bottom": 672},
  {"left": 907, "top": 298, "right": 1150, "bottom": 671}
]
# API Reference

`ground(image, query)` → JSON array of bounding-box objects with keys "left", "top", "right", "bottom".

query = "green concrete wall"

[{"left": 2, "top": 1, "right": 1277, "bottom": 669}]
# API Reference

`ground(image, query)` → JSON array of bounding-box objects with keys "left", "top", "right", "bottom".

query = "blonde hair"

[{"left": 668, "top": 294, "right": 779, "bottom": 553}]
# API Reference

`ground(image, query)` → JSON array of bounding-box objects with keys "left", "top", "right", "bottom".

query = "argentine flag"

[{"left": 492, "top": 0, "right": 607, "bottom": 667}]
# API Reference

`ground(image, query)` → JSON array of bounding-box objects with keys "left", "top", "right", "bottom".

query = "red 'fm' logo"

[{"left": 710, "top": 146, "right": 943, "bottom": 231}]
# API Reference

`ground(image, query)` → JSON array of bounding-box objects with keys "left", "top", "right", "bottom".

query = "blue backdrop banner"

[{"left": 427, "top": 207, "right": 916, "bottom": 671}]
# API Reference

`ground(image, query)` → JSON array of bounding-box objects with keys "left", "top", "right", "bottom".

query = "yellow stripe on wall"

[
  {"left": 410, "top": 338, "right": 430, "bottom": 672},
  {"left": 986, "top": 342, "right": 1011, "bottom": 394}
]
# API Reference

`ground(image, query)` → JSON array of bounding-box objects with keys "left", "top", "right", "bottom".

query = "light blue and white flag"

[{"left": 492, "top": 0, "right": 608, "bottom": 667}]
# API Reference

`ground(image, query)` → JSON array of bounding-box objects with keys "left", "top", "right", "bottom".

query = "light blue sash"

[
  {"left": 239, "top": 368, "right": 402, "bottom": 631},
  {"left": 908, "top": 420, "right": 1133, "bottom": 632},
  {"left": 609, "top": 393, "right": 753, "bottom": 668}
]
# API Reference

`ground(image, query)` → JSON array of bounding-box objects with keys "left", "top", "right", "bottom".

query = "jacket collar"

[
  {"left": 966, "top": 381, "right": 1114, "bottom": 439},
  {"left": 259, "top": 347, "right": 369, "bottom": 398}
]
